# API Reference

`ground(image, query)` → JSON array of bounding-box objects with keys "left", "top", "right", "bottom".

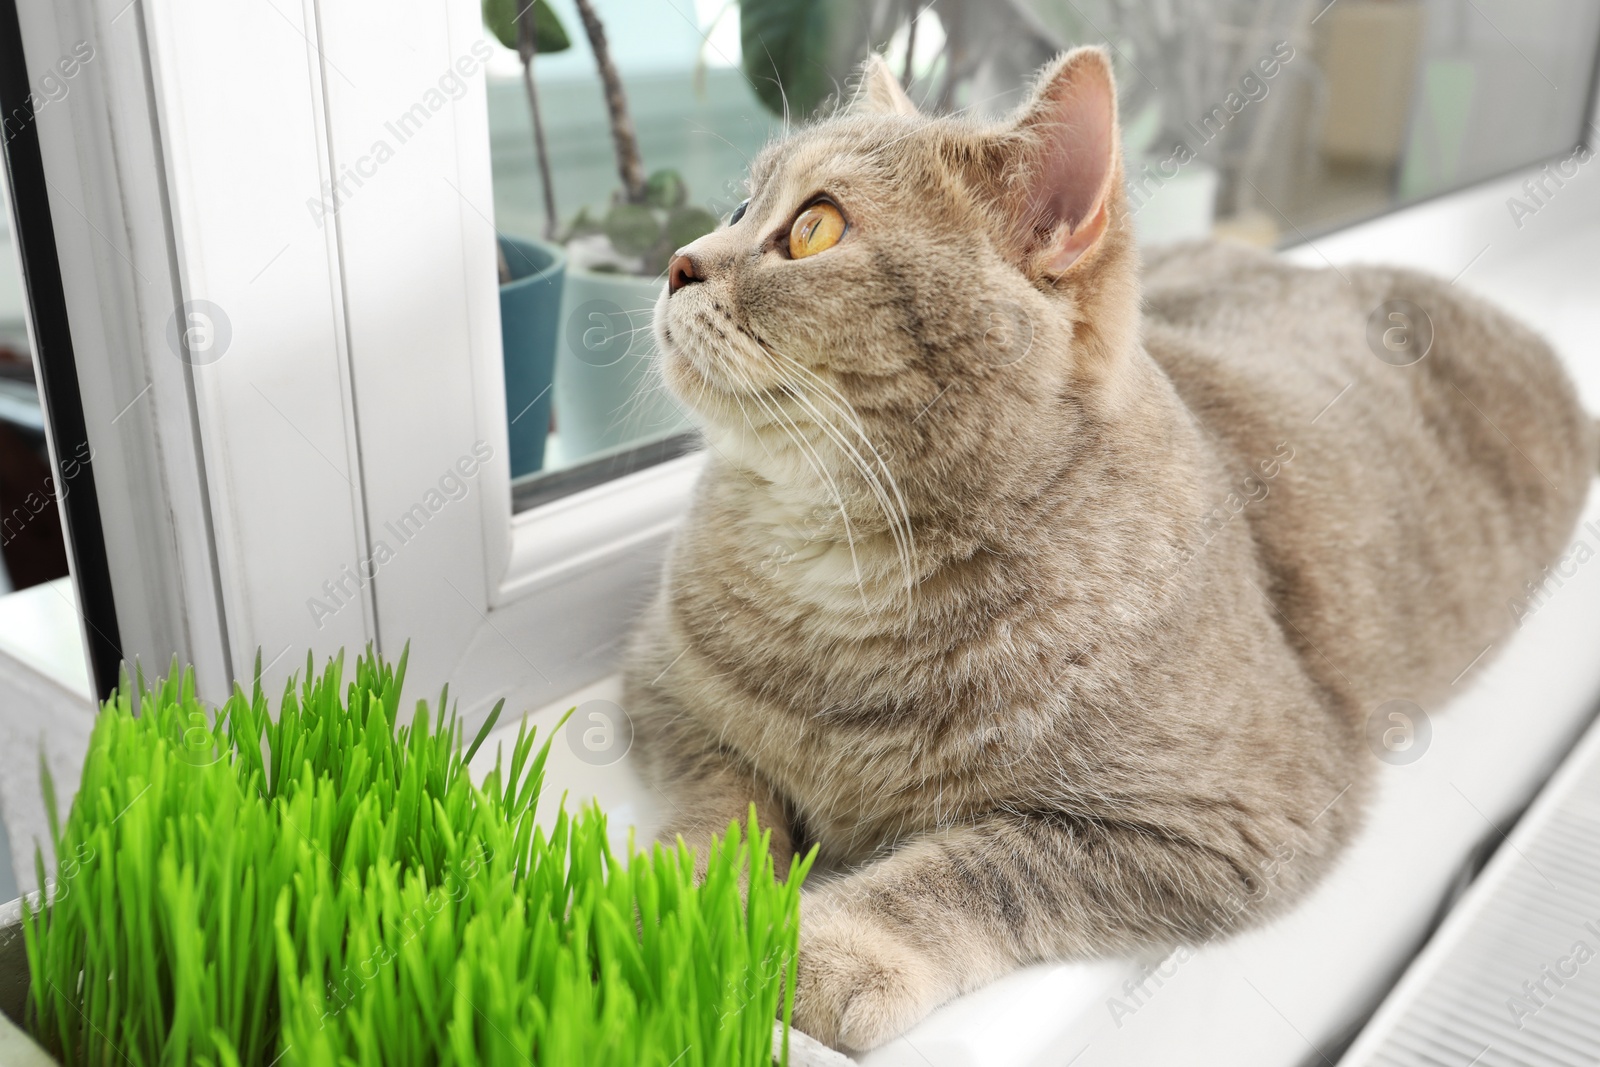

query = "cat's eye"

[
  {"left": 729, "top": 199, "right": 748, "bottom": 225},
  {"left": 788, "top": 201, "right": 845, "bottom": 259}
]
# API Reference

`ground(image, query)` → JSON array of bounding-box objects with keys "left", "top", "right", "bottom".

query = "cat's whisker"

[
  {"left": 771, "top": 355, "right": 917, "bottom": 582},
  {"left": 728, "top": 377, "right": 777, "bottom": 460},
  {"left": 765, "top": 368, "right": 916, "bottom": 613},
  {"left": 601, "top": 351, "right": 688, "bottom": 447},
  {"left": 763, "top": 379, "right": 902, "bottom": 551},
  {"left": 755, "top": 344, "right": 872, "bottom": 438},
  {"left": 608, "top": 322, "right": 661, "bottom": 340},
  {"left": 686, "top": 123, "right": 755, "bottom": 170},
  {"left": 755, "top": 342, "right": 920, "bottom": 606},
  {"left": 722, "top": 358, "right": 871, "bottom": 613},
  {"left": 752, "top": 39, "right": 792, "bottom": 135},
  {"left": 566, "top": 311, "right": 687, "bottom": 449}
]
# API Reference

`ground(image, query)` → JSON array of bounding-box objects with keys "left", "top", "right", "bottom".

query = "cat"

[{"left": 623, "top": 47, "right": 1599, "bottom": 1051}]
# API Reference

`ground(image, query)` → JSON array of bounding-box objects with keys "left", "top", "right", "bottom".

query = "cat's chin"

[
  {"left": 655, "top": 341, "right": 729, "bottom": 422},
  {"left": 656, "top": 323, "right": 784, "bottom": 426}
]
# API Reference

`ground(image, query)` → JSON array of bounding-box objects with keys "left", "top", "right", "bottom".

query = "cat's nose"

[{"left": 667, "top": 252, "right": 703, "bottom": 295}]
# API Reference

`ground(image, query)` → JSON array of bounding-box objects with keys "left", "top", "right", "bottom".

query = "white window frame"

[{"left": 13, "top": 0, "right": 721, "bottom": 720}]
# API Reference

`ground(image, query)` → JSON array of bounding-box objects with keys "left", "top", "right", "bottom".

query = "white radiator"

[{"left": 1339, "top": 708, "right": 1600, "bottom": 1067}]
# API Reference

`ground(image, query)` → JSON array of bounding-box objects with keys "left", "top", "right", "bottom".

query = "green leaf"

[
  {"left": 531, "top": 0, "right": 572, "bottom": 51},
  {"left": 665, "top": 205, "right": 719, "bottom": 249},
  {"left": 483, "top": 0, "right": 516, "bottom": 50},
  {"left": 483, "top": 0, "right": 571, "bottom": 54},
  {"left": 463, "top": 698, "right": 505, "bottom": 764},
  {"left": 562, "top": 204, "right": 605, "bottom": 243},
  {"left": 38, "top": 750, "right": 58, "bottom": 846},
  {"left": 738, "top": 0, "right": 873, "bottom": 117},
  {"left": 644, "top": 169, "right": 688, "bottom": 210},
  {"left": 605, "top": 202, "right": 664, "bottom": 257}
]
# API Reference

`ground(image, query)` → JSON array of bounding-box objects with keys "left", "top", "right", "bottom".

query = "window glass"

[
  {"left": 485, "top": 0, "right": 777, "bottom": 509},
  {"left": 490, "top": 0, "right": 1600, "bottom": 510}
]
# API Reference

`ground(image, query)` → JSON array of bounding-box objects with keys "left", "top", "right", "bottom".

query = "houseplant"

[
  {"left": 0, "top": 649, "right": 811, "bottom": 1065},
  {"left": 487, "top": 0, "right": 717, "bottom": 468}
]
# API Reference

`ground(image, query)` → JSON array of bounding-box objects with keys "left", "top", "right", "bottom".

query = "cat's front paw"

[{"left": 791, "top": 905, "right": 940, "bottom": 1051}]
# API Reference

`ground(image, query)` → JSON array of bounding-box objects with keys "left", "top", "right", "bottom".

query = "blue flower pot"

[{"left": 499, "top": 236, "right": 566, "bottom": 478}]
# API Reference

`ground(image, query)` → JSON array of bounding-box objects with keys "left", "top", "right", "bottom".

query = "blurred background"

[{"left": 471, "top": 0, "right": 1600, "bottom": 499}]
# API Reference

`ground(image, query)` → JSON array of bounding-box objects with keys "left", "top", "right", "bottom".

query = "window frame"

[
  {"left": 8, "top": 0, "right": 708, "bottom": 719},
  {"left": 4, "top": 0, "right": 225, "bottom": 698}
]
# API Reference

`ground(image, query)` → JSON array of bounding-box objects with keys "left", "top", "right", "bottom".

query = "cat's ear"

[
  {"left": 1006, "top": 48, "right": 1120, "bottom": 277},
  {"left": 851, "top": 54, "right": 919, "bottom": 117}
]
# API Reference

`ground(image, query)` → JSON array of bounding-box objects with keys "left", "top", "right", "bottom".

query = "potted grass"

[{"left": 0, "top": 649, "right": 813, "bottom": 1065}]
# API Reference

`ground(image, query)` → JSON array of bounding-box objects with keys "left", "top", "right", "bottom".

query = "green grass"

[{"left": 21, "top": 649, "right": 810, "bottom": 1066}]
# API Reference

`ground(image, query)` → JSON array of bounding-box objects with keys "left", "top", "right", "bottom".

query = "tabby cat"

[{"left": 623, "top": 48, "right": 1598, "bottom": 1050}]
